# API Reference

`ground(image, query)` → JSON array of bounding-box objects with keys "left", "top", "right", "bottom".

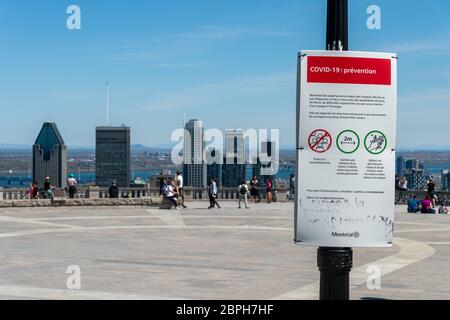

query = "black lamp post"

[{"left": 316, "top": 0, "right": 353, "bottom": 301}]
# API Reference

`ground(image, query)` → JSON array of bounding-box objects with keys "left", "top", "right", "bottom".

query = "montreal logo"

[{"left": 332, "top": 232, "right": 360, "bottom": 239}]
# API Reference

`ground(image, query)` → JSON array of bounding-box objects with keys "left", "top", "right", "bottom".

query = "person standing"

[
  {"left": 31, "top": 182, "right": 39, "bottom": 199},
  {"left": 176, "top": 171, "right": 187, "bottom": 208},
  {"left": 208, "top": 176, "right": 221, "bottom": 209},
  {"left": 266, "top": 178, "right": 273, "bottom": 203},
  {"left": 250, "top": 176, "right": 260, "bottom": 203},
  {"left": 427, "top": 178, "right": 436, "bottom": 208},
  {"left": 109, "top": 181, "right": 119, "bottom": 199},
  {"left": 67, "top": 174, "right": 78, "bottom": 199},
  {"left": 238, "top": 180, "right": 250, "bottom": 209}
]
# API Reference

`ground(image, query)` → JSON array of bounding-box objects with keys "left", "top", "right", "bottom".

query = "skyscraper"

[
  {"left": 442, "top": 170, "right": 450, "bottom": 191},
  {"left": 222, "top": 129, "right": 246, "bottom": 187},
  {"left": 33, "top": 122, "right": 67, "bottom": 189},
  {"left": 183, "top": 119, "right": 206, "bottom": 187},
  {"left": 96, "top": 126, "right": 131, "bottom": 187},
  {"left": 400, "top": 158, "right": 426, "bottom": 190}
]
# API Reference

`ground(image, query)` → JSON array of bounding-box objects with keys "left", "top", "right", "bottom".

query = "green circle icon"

[
  {"left": 364, "top": 131, "right": 388, "bottom": 155},
  {"left": 337, "top": 130, "right": 360, "bottom": 154}
]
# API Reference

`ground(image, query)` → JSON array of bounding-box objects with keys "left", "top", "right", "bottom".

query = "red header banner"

[{"left": 307, "top": 56, "right": 392, "bottom": 85}]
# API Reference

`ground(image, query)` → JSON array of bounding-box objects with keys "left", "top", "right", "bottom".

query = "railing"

[{"left": 0, "top": 186, "right": 292, "bottom": 202}]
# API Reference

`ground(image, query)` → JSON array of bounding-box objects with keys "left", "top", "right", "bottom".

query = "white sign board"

[{"left": 295, "top": 50, "right": 397, "bottom": 248}]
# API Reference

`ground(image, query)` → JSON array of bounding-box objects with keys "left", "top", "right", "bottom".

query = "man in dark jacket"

[{"left": 109, "top": 181, "right": 119, "bottom": 198}]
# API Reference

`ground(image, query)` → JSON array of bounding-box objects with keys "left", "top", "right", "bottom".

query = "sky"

[{"left": 0, "top": 0, "right": 449, "bottom": 149}]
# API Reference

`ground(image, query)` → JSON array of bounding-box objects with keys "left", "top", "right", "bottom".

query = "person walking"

[
  {"left": 266, "top": 178, "right": 273, "bottom": 203},
  {"left": 176, "top": 171, "right": 187, "bottom": 208},
  {"left": 208, "top": 176, "right": 221, "bottom": 209},
  {"left": 238, "top": 180, "right": 250, "bottom": 209},
  {"left": 108, "top": 181, "right": 119, "bottom": 199},
  {"left": 67, "top": 174, "right": 78, "bottom": 199}
]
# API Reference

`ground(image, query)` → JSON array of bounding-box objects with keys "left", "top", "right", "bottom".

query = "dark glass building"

[
  {"left": 96, "top": 126, "right": 131, "bottom": 187},
  {"left": 33, "top": 122, "right": 67, "bottom": 189},
  {"left": 206, "top": 147, "right": 223, "bottom": 187},
  {"left": 222, "top": 129, "right": 246, "bottom": 188}
]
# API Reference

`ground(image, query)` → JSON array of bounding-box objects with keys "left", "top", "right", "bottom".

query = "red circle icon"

[{"left": 308, "top": 129, "right": 332, "bottom": 153}]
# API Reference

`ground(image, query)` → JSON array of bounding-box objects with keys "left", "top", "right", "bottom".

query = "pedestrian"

[
  {"left": 43, "top": 177, "right": 54, "bottom": 200},
  {"left": 427, "top": 178, "right": 436, "bottom": 207},
  {"left": 250, "top": 176, "right": 260, "bottom": 203},
  {"left": 176, "top": 171, "right": 187, "bottom": 208},
  {"left": 67, "top": 174, "right": 78, "bottom": 199},
  {"left": 266, "top": 178, "right": 273, "bottom": 203},
  {"left": 165, "top": 177, "right": 179, "bottom": 209},
  {"left": 109, "top": 181, "right": 119, "bottom": 199},
  {"left": 238, "top": 180, "right": 250, "bottom": 209},
  {"left": 208, "top": 176, "right": 221, "bottom": 209}
]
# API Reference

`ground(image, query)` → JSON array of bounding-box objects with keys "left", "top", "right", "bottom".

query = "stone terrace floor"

[{"left": 0, "top": 202, "right": 448, "bottom": 300}]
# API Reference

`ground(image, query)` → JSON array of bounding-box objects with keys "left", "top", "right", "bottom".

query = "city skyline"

[{"left": 1, "top": 1, "right": 450, "bottom": 149}]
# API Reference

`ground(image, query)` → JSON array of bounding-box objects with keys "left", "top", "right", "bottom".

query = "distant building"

[
  {"left": 442, "top": 170, "right": 450, "bottom": 191},
  {"left": 396, "top": 156, "right": 405, "bottom": 176},
  {"left": 397, "top": 157, "right": 426, "bottom": 190},
  {"left": 95, "top": 126, "right": 131, "bottom": 187},
  {"left": 33, "top": 122, "right": 67, "bottom": 189},
  {"left": 183, "top": 119, "right": 206, "bottom": 188},
  {"left": 222, "top": 129, "right": 246, "bottom": 187}
]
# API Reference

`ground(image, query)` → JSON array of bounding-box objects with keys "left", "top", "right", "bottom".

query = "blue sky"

[{"left": 0, "top": 0, "right": 449, "bottom": 149}]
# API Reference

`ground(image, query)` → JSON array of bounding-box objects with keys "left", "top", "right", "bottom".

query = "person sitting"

[
  {"left": 43, "top": 177, "right": 54, "bottom": 200},
  {"left": 407, "top": 195, "right": 421, "bottom": 213},
  {"left": 421, "top": 195, "right": 436, "bottom": 214},
  {"left": 164, "top": 177, "right": 179, "bottom": 209},
  {"left": 438, "top": 205, "right": 449, "bottom": 215}
]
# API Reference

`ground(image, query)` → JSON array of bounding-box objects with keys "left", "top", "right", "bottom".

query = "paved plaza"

[{"left": 0, "top": 202, "right": 449, "bottom": 300}]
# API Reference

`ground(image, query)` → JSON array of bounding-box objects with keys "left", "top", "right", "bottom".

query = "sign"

[{"left": 295, "top": 50, "right": 397, "bottom": 248}]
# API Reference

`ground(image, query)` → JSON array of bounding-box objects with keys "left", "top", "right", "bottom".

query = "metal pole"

[{"left": 317, "top": 0, "right": 353, "bottom": 301}]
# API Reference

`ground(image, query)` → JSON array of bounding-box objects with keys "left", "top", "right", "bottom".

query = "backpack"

[{"left": 240, "top": 185, "right": 248, "bottom": 195}]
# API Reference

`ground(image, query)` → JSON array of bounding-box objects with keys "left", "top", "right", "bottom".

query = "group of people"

[
  {"left": 27, "top": 176, "right": 59, "bottom": 200},
  {"left": 159, "top": 172, "right": 275, "bottom": 210},
  {"left": 407, "top": 194, "right": 448, "bottom": 215},
  {"left": 160, "top": 171, "right": 188, "bottom": 210},
  {"left": 407, "top": 178, "right": 448, "bottom": 214}
]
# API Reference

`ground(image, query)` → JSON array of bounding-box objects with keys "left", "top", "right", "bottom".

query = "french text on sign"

[{"left": 307, "top": 56, "right": 391, "bottom": 85}]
